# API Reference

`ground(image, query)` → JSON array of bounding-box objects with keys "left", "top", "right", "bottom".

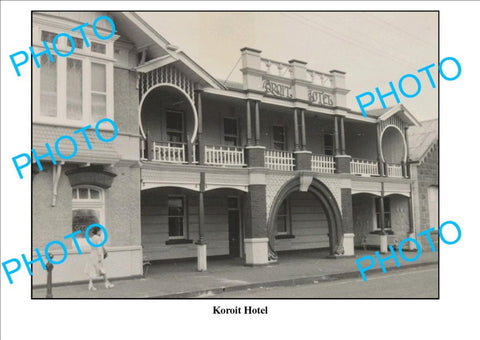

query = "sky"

[{"left": 139, "top": 11, "right": 438, "bottom": 121}]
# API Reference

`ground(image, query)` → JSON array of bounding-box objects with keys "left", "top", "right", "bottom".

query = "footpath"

[{"left": 32, "top": 249, "right": 438, "bottom": 298}]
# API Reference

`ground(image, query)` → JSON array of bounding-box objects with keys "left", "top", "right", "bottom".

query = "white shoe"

[
  {"left": 105, "top": 281, "right": 114, "bottom": 289},
  {"left": 88, "top": 283, "right": 97, "bottom": 291}
]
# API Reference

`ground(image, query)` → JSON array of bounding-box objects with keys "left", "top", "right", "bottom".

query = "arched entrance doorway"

[{"left": 267, "top": 177, "right": 343, "bottom": 256}]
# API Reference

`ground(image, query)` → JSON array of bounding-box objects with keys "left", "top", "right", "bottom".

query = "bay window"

[{"left": 33, "top": 26, "right": 116, "bottom": 126}]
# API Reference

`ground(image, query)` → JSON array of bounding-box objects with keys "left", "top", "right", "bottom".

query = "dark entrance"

[{"left": 227, "top": 197, "right": 241, "bottom": 257}]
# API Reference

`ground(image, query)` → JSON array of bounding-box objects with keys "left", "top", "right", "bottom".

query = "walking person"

[{"left": 84, "top": 226, "right": 114, "bottom": 291}]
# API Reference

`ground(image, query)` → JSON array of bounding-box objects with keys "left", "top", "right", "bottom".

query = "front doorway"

[{"left": 227, "top": 197, "right": 241, "bottom": 257}]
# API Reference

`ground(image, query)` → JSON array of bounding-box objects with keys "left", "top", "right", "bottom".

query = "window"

[
  {"left": 168, "top": 196, "right": 186, "bottom": 239},
  {"left": 324, "top": 134, "right": 334, "bottom": 156},
  {"left": 91, "top": 42, "right": 106, "bottom": 54},
  {"left": 91, "top": 63, "right": 107, "bottom": 122},
  {"left": 72, "top": 186, "right": 104, "bottom": 249},
  {"left": 34, "top": 28, "right": 114, "bottom": 126},
  {"left": 41, "top": 31, "right": 56, "bottom": 43},
  {"left": 224, "top": 118, "right": 239, "bottom": 146},
  {"left": 166, "top": 111, "right": 184, "bottom": 144},
  {"left": 375, "top": 197, "right": 391, "bottom": 229},
  {"left": 67, "top": 58, "right": 83, "bottom": 120},
  {"left": 276, "top": 200, "right": 291, "bottom": 235},
  {"left": 40, "top": 54, "right": 57, "bottom": 117},
  {"left": 67, "top": 36, "right": 84, "bottom": 49},
  {"left": 273, "top": 126, "right": 286, "bottom": 151}
]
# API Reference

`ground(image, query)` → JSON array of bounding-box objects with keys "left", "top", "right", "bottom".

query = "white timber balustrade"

[
  {"left": 265, "top": 150, "right": 295, "bottom": 171},
  {"left": 153, "top": 142, "right": 186, "bottom": 163},
  {"left": 350, "top": 158, "right": 379, "bottom": 176},
  {"left": 204, "top": 145, "right": 245, "bottom": 166},
  {"left": 387, "top": 163, "right": 403, "bottom": 178},
  {"left": 312, "top": 154, "right": 335, "bottom": 173}
]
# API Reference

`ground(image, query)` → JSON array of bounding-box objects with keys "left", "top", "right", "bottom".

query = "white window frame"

[
  {"left": 32, "top": 21, "right": 116, "bottom": 128},
  {"left": 167, "top": 195, "right": 187, "bottom": 240},
  {"left": 276, "top": 199, "right": 291, "bottom": 235},
  {"left": 72, "top": 185, "right": 105, "bottom": 250}
]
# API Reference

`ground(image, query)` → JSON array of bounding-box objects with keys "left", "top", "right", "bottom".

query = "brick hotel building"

[{"left": 32, "top": 11, "right": 437, "bottom": 285}]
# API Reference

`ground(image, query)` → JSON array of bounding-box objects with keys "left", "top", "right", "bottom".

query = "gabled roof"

[
  {"left": 407, "top": 119, "right": 438, "bottom": 162},
  {"left": 111, "top": 12, "right": 226, "bottom": 90},
  {"left": 367, "top": 104, "right": 421, "bottom": 127}
]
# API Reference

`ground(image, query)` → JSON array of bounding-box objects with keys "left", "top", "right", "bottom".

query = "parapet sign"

[{"left": 262, "top": 78, "right": 335, "bottom": 106}]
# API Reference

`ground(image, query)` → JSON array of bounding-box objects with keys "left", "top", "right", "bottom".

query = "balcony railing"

[
  {"left": 205, "top": 145, "right": 245, "bottom": 167},
  {"left": 312, "top": 154, "right": 335, "bottom": 174},
  {"left": 350, "top": 158, "right": 379, "bottom": 176},
  {"left": 387, "top": 163, "right": 403, "bottom": 178},
  {"left": 153, "top": 141, "right": 186, "bottom": 163},
  {"left": 265, "top": 150, "right": 295, "bottom": 171}
]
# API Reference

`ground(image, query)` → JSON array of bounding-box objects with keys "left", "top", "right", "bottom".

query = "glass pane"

[
  {"left": 91, "top": 63, "right": 106, "bottom": 92},
  {"left": 224, "top": 118, "right": 237, "bottom": 136},
  {"left": 40, "top": 54, "right": 57, "bottom": 117},
  {"left": 228, "top": 197, "right": 238, "bottom": 209},
  {"left": 168, "top": 198, "right": 184, "bottom": 216},
  {"left": 91, "top": 42, "right": 106, "bottom": 54},
  {"left": 385, "top": 214, "right": 391, "bottom": 229},
  {"left": 91, "top": 93, "right": 106, "bottom": 121},
  {"left": 273, "top": 126, "right": 285, "bottom": 143},
  {"left": 273, "top": 142, "right": 285, "bottom": 151},
  {"left": 78, "top": 188, "right": 89, "bottom": 199},
  {"left": 72, "top": 189, "right": 77, "bottom": 199},
  {"left": 276, "top": 217, "right": 287, "bottom": 233},
  {"left": 167, "top": 132, "right": 183, "bottom": 143},
  {"left": 67, "top": 36, "right": 84, "bottom": 49},
  {"left": 90, "top": 189, "right": 100, "bottom": 199},
  {"left": 168, "top": 217, "right": 184, "bottom": 237},
  {"left": 41, "top": 31, "right": 56, "bottom": 43},
  {"left": 324, "top": 134, "right": 333, "bottom": 147},
  {"left": 72, "top": 209, "right": 100, "bottom": 236},
  {"left": 224, "top": 136, "right": 237, "bottom": 146},
  {"left": 67, "top": 58, "right": 83, "bottom": 120},
  {"left": 278, "top": 201, "right": 287, "bottom": 215},
  {"left": 166, "top": 112, "right": 183, "bottom": 131},
  {"left": 384, "top": 198, "right": 391, "bottom": 213}
]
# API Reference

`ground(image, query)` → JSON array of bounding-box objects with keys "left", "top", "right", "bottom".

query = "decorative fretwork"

[
  {"left": 139, "top": 65, "right": 195, "bottom": 103},
  {"left": 379, "top": 114, "right": 406, "bottom": 134}
]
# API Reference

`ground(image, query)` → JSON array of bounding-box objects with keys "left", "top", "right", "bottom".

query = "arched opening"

[
  {"left": 267, "top": 178, "right": 342, "bottom": 256},
  {"left": 381, "top": 126, "right": 406, "bottom": 163},
  {"left": 139, "top": 85, "right": 198, "bottom": 162}
]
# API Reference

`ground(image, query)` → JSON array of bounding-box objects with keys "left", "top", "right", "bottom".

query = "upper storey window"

[{"left": 33, "top": 20, "right": 116, "bottom": 127}]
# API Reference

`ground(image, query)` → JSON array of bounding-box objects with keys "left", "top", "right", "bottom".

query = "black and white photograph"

[{"left": 1, "top": 1, "right": 478, "bottom": 339}]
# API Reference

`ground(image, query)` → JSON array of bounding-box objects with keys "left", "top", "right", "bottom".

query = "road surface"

[{"left": 205, "top": 264, "right": 438, "bottom": 298}]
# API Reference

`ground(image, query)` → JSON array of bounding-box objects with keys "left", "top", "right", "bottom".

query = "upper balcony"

[{"left": 139, "top": 84, "right": 412, "bottom": 179}]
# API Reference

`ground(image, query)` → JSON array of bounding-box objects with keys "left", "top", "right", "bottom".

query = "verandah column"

[
  {"left": 245, "top": 99, "right": 265, "bottom": 168},
  {"left": 334, "top": 115, "right": 351, "bottom": 174},
  {"left": 246, "top": 99, "right": 252, "bottom": 146},
  {"left": 196, "top": 90, "right": 205, "bottom": 165},
  {"left": 294, "top": 108, "right": 300, "bottom": 151},
  {"left": 254, "top": 101, "right": 261, "bottom": 145},
  {"left": 379, "top": 182, "right": 388, "bottom": 253},
  {"left": 196, "top": 172, "right": 207, "bottom": 271},
  {"left": 406, "top": 182, "right": 417, "bottom": 250},
  {"left": 403, "top": 126, "right": 410, "bottom": 178},
  {"left": 376, "top": 123, "right": 385, "bottom": 176},
  {"left": 293, "top": 108, "right": 312, "bottom": 171},
  {"left": 244, "top": 181, "right": 269, "bottom": 265}
]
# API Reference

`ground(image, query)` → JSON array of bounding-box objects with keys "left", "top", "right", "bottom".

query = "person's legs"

[
  {"left": 88, "top": 277, "right": 96, "bottom": 291},
  {"left": 102, "top": 272, "right": 114, "bottom": 288}
]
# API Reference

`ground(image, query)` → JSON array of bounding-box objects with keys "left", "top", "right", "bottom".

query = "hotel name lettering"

[{"left": 263, "top": 79, "right": 334, "bottom": 106}]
